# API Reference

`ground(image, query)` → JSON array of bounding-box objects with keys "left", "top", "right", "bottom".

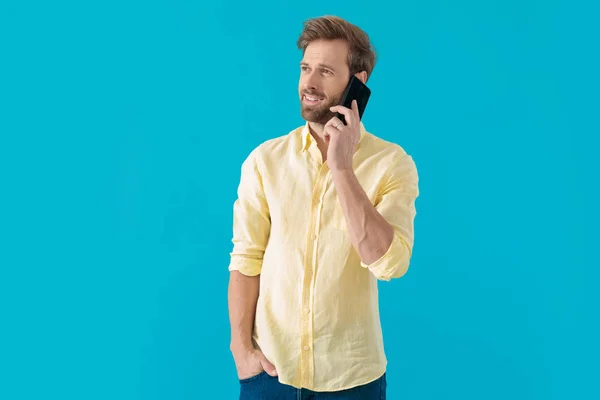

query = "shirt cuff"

[
  {"left": 228, "top": 256, "right": 262, "bottom": 276},
  {"left": 360, "top": 233, "right": 407, "bottom": 281}
]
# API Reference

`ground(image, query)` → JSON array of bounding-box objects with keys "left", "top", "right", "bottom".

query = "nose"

[{"left": 303, "top": 71, "right": 321, "bottom": 92}]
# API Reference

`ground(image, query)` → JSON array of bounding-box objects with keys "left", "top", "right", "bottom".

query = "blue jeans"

[{"left": 238, "top": 372, "right": 386, "bottom": 400}]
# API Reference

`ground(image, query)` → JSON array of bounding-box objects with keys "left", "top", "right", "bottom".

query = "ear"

[{"left": 354, "top": 71, "right": 368, "bottom": 84}]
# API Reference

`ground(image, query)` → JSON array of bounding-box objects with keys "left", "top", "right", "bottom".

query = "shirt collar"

[{"left": 301, "top": 121, "right": 367, "bottom": 152}]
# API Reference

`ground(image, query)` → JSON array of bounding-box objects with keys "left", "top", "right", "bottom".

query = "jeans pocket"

[{"left": 239, "top": 371, "right": 267, "bottom": 384}]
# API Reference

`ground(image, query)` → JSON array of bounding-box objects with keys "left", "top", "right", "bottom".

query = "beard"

[{"left": 300, "top": 91, "right": 342, "bottom": 125}]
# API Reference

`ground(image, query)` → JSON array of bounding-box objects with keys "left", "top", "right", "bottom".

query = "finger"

[
  {"left": 326, "top": 116, "right": 344, "bottom": 129},
  {"left": 329, "top": 105, "right": 352, "bottom": 126},
  {"left": 351, "top": 99, "right": 359, "bottom": 120},
  {"left": 260, "top": 355, "right": 278, "bottom": 376},
  {"left": 324, "top": 118, "right": 344, "bottom": 140}
]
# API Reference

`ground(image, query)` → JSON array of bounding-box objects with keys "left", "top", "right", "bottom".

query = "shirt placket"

[{"left": 299, "top": 161, "right": 330, "bottom": 389}]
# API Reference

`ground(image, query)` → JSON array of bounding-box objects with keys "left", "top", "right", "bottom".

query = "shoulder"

[
  {"left": 363, "top": 129, "right": 416, "bottom": 165},
  {"left": 240, "top": 125, "right": 304, "bottom": 167},
  {"left": 362, "top": 129, "right": 418, "bottom": 180},
  {"left": 252, "top": 125, "right": 304, "bottom": 158}
]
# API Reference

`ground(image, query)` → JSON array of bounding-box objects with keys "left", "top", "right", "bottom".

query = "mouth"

[{"left": 302, "top": 94, "right": 325, "bottom": 106}]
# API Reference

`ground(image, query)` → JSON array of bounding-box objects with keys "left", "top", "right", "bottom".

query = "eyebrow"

[{"left": 300, "top": 62, "right": 337, "bottom": 71}]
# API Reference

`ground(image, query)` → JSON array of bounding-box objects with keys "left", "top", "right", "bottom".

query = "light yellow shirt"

[{"left": 228, "top": 121, "right": 419, "bottom": 391}]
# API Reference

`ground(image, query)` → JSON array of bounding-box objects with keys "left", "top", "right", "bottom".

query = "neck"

[{"left": 308, "top": 121, "right": 327, "bottom": 143}]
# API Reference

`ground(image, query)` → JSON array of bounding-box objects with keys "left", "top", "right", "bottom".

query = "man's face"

[{"left": 299, "top": 39, "right": 351, "bottom": 125}]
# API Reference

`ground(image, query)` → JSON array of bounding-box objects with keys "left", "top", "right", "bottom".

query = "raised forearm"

[
  {"left": 331, "top": 169, "right": 395, "bottom": 265},
  {"left": 228, "top": 271, "right": 260, "bottom": 353}
]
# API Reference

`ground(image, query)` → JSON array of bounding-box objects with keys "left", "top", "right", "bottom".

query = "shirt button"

[
  {"left": 303, "top": 307, "right": 310, "bottom": 314},
  {"left": 312, "top": 233, "right": 317, "bottom": 240},
  {"left": 303, "top": 345, "right": 310, "bottom": 351}
]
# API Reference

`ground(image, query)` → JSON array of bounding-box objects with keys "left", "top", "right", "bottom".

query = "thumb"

[{"left": 259, "top": 355, "right": 278, "bottom": 377}]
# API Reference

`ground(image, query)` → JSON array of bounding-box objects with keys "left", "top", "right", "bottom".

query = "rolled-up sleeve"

[
  {"left": 361, "top": 153, "right": 419, "bottom": 281},
  {"left": 228, "top": 147, "right": 271, "bottom": 276}
]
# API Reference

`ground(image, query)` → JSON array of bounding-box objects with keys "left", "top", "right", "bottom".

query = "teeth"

[{"left": 305, "top": 95, "right": 320, "bottom": 101}]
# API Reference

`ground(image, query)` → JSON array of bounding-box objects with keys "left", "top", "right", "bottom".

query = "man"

[{"left": 228, "top": 15, "right": 419, "bottom": 399}]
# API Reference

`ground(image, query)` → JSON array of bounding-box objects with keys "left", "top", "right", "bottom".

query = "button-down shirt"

[{"left": 228, "top": 121, "right": 419, "bottom": 391}]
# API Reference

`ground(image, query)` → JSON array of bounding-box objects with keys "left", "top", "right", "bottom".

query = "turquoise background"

[{"left": 1, "top": 0, "right": 598, "bottom": 399}]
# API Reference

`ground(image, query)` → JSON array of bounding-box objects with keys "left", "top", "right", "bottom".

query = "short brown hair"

[{"left": 297, "top": 16, "right": 377, "bottom": 81}]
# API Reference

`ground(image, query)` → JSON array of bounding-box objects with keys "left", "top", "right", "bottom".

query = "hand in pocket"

[{"left": 233, "top": 348, "right": 278, "bottom": 380}]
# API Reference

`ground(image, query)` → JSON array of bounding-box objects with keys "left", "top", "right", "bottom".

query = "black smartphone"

[{"left": 336, "top": 75, "right": 371, "bottom": 125}]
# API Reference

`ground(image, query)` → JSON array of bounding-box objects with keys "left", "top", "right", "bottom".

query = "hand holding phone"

[{"left": 336, "top": 75, "right": 371, "bottom": 125}]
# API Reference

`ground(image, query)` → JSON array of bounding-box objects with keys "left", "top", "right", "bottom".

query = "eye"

[
  {"left": 321, "top": 69, "right": 332, "bottom": 75},
  {"left": 301, "top": 66, "right": 309, "bottom": 72}
]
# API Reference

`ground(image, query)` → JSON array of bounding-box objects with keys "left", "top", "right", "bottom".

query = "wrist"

[
  {"left": 331, "top": 167, "right": 354, "bottom": 178},
  {"left": 331, "top": 168, "right": 357, "bottom": 186},
  {"left": 230, "top": 339, "right": 254, "bottom": 355}
]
